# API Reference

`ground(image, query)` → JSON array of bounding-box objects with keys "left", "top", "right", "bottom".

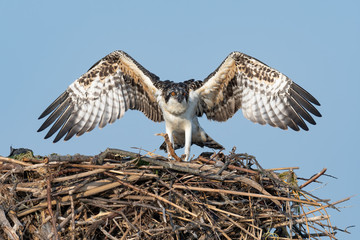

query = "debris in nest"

[{"left": 0, "top": 148, "right": 352, "bottom": 240}]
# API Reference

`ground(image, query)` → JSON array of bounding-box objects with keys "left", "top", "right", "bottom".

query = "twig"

[
  {"left": 155, "top": 133, "right": 182, "bottom": 162},
  {"left": 197, "top": 156, "right": 258, "bottom": 174},
  {"left": 105, "top": 172, "right": 197, "bottom": 217},
  {"left": 52, "top": 169, "right": 107, "bottom": 182},
  {"left": 99, "top": 227, "right": 120, "bottom": 240},
  {"left": 17, "top": 181, "right": 122, "bottom": 217},
  {"left": 0, "top": 206, "right": 19, "bottom": 240},
  {"left": 300, "top": 168, "right": 327, "bottom": 189},
  {"left": 2, "top": 148, "right": 350, "bottom": 239},
  {"left": 172, "top": 185, "right": 321, "bottom": 206},
  {"left": 272, "top": 215, "right": 330, "bottom": 228},
  {"left": 46, "top": 173, "right": 59, "bottom": 240},
  {"left": 265, "top": 167, "right": 300, "bottom": 171},
  {"left": 0, "top": 156, "right": 32, "bottom": 166},
  {"left": 216, "top": 157, "right": 232, "bottom": 175}
]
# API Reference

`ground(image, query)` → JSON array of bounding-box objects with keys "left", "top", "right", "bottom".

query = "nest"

[{"left": 0, "top": 147, "right": 351, "bottom": 240}]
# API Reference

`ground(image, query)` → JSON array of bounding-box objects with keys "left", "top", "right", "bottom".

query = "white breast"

[{"left": 157, "top": 90, "right": 199, "bottom": 132}]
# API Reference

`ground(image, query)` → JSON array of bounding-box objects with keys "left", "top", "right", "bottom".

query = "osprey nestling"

[{"left": 38, "top": 51, "right": 321, "bottom": 161}]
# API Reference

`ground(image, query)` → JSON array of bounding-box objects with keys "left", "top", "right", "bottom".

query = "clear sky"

[{"left": 1, "top": 1, "right": 359, "bottom": 238}]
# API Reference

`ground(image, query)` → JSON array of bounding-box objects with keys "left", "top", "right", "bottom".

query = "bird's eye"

[{"left": 171, "top": 92, "right": 176, "bottom": 96}]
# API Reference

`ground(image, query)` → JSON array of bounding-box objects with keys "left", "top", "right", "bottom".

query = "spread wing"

[
  {"left": 38, "top": 50, "right": 163, "bottom": 142},
  {"left": 195, "top": 51, "right": 321, "bottom": 131}
]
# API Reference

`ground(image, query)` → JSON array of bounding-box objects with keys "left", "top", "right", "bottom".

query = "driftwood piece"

[{"left": 0, "top": 206, "right": 19, "bottom": 240}]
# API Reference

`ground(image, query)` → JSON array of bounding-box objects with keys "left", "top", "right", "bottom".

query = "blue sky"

[{"left": 1, "top": 1, "right": 359, "bottom": 238}]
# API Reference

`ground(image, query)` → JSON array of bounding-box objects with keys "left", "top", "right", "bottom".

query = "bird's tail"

[
  {"left": 159, "top": 141, "right": 183, "bottom": 152},
  {"left": 193, "top": 133, "right": 223, "bottom": 150},
  {"left": 159, "top": 133, "right": 223, "bottom": 152}
]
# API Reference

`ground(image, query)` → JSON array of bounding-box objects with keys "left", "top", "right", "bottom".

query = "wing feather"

[
  {"left": 290, "top": 88, "right": 321, "bottom": 117},
  {"left": 292, "top": 82, "right": 320, "bottom": 106},
  {"left": 196, "top": 51, "right": 321, "bottom": 131},
  {"left": 99, "top": 88, "right": 113, "bottom": 129},
  {"left": 259, "top": 94, "right": 276, "bottom": 127},
  {"left": 87, "top": 99, "right": 102, "bottom": 133},
  {"left": 288, "top": 95, "right": 316, "bottom": 125},
  {"left": 38, "top": 92, "right": 68, "bottom": 120},
  {"left": 257, "top": 93, "right": 273, "bottom": 126},
  {"left": 38, "top": 50, "right": 163, "bottom": 142},
  {"left": 268, "top": 97, "right": 288, "bottom": 130},
  {"left": 253, "top": 93, "right": 266, "bottom": 125},
  {"left": 45, "top": 104, "right": 74, "bottom": 139},
  {"left": 109, "top": 88, "right": 119, "bottom": 124},
  {"left": 38, "top": 96, "right": 71, "bottom": 132}
]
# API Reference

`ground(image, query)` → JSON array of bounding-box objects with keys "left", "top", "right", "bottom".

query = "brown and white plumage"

[
  {"left": 195, "top": 51, "right": 321, "bottom": 131},
  {"left": 38, "top": 51, "right": 163, "bottom": 143},
  {"left": 38, "top": 50, "right": 321, "bottom": 161}
]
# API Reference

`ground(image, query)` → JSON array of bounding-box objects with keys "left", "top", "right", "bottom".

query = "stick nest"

[{"left": 0, "top": 148, "right": 351, "bottom": 240}]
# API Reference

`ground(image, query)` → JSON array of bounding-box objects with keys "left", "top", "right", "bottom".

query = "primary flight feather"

[{"left": 38, "top": 50, "right": 321, "bottom": 161}]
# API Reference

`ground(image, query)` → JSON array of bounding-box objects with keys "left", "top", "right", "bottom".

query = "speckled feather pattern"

[
  {"left": 38, "top": 50, "right": 321, "bottom": 152},
  {"left": 196, "top": 52, "right": 321, "bottom": 131}
]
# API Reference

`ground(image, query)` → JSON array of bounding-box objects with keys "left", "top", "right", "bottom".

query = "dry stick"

[
  {"left": 297, "top": 198, "right": 311, "bottom": 239},
  {"left": 300, "top": 192, "right": 337, "bottom": 239},
  {"left": 97, "top": 149, "right": 214, "bottom": 177},
  {"left": 173, "top": 213, "right": 243, "bottom": 239},
  {"left": 252, "top": 156, "right": 330, "bottom": 207},
  {"left": 61, "top": 205, "right": 84, "bottom": 232},
  {"left": 96, "top": 149, "right": 281, "bottom": 206},
  {"left": 99, "top": 227, "right": 119, "bottom": 240},
  {"left": 46, "top": 154, "right": 94, "bottom": 162},
  {"left": 17, "top": 181, "right": 122, "bottom": 217},
  {"left": 47, "top": 205, "right": 85, "bottom": 240},
  {"left": 0, "top": 156, "right": 32, "bottom": 166},
  {"left": 117, "top": 206, "right": 145, "bottom": 240},
  {"left": 119, "top": 223, "right": 132, "bottom": 240},
  {"left": 69, "top": 163, "right": 119, "bottom": 169},
  {"left": 69, "top": 191, "right": 78, "bottom": 240},
  {"left": 104, "top": 172, "right": 197, "bottom": 217},
  {"left": 265, "top": 167, "right": 300, "bottom": 171},
  {"left": 172, "top": 185, "right": 321, "bottom": 206},
  {"left": 300, "top": 168, "right": 327, "bottom": 189},
  {"left": 155, "top": 133, "right": 182, "bottom": 162},
  {"left": 194, "top": 202, "right": 246, "bottom": 220},
  {"left": 7, "top": 211, "right": 23, "bottom": 232},
  {"left": 129, "top": 208, "right": 145, "bottom": 236},
  {"left": 221, "top": 213, "right": 260, "bottom": 240},
  {"left": 305, "top": 224, "right": 338, "bottom": 240},
  {"left": 0, "top": 206, "right": 19, "bottom": 240},
  {"left": 46, "top": 174, "right": 59, "bottom": 240},
  {"left": 297, "top": 196, "right": 352, "bottom": 218},
  {"left": 157, "top": 179, "right": 202, "bottom": 214},
  {"left": 202, "top": 210, "right": 226, "bottom": 240},
  {"left": 53, "top": 169, "right": 107, "bottom": 182},
  {"left": 97, "top": 149, "right": 204, "bottom": 176},
  {"left": 196, "top": 156, "right": 258, "bottom": 174},
  {"left": 272, "top": 215, "right": 330, "bottom": 228},
  {"left": 43, "top": 178, "right": 115, "bottom": 199}
]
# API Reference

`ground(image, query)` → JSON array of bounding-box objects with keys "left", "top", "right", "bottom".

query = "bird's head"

[{"left": 164, "top": 85, "right": 189, "bottom": 104}]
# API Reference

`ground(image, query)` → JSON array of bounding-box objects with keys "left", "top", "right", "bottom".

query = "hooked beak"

[{"left": 177, "top": 94, "right": 185, "bottom": 103}]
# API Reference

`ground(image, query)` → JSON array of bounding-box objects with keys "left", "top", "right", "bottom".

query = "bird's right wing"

[
  {"left": 38, "top": 50, "right": 164, "bottom": 142},
  {"left": 195, "top": 52, "right": 321, "bottom": 131}
]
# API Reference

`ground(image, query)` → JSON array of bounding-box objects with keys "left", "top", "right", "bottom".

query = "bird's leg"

[
  {"left": 184, "top": 124, "right": 192, "bottom": 162},
  {"left": 166, "top": 129, "right": 174, "bottom": 159}
]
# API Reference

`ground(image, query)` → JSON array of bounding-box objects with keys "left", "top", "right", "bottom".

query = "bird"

[{"left": 38, "top": 50, "right": 321, "bottom": 161}]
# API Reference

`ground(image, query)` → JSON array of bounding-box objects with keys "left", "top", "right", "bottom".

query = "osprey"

[{"left": 38, "top": 51, "right": 321, "bottom": 161}]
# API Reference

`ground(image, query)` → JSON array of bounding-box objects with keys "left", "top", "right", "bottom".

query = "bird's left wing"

[
  {"left": 38, "top": 50, "right": 163, "bottom": 142},
  {"left": 195, "top": 51, "right": 321, "bottom": 131}
]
